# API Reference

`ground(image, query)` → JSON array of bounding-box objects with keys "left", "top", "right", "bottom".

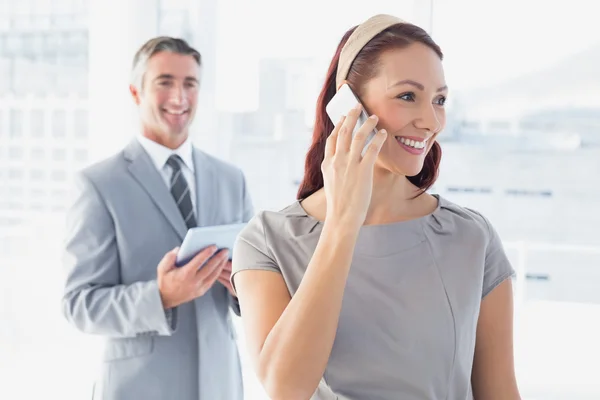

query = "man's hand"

[
  {"left": 157, "top": 246, "right": 229, "bottom": 309},
  {"left": 218, "top": 260, "right": 236, "bottom": 298}
]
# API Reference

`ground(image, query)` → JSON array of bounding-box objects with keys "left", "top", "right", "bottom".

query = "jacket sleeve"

[{"left": 61, "top": 172, "right": 177, "bottom": 338}]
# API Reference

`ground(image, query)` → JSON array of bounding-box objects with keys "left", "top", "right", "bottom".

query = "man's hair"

[{"left": 131, "top": 36, "right": 202, "bottom": 88}]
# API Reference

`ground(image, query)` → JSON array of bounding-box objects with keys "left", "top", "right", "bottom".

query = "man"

[{"left": 62, "top": 37, "right": 253, "bottom": 400}]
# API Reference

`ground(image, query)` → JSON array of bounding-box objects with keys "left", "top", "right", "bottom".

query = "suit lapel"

[
  {"left": 124, "top": 140, "right": 188, "bottom": 240},
  {"left": 193, "top": 148, "right": 216, "bottom": 227}
]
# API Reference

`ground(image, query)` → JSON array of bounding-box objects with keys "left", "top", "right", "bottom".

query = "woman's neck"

[
  {"left": 363, "top": 169, "right": 431, "bottom": 225},
  {"left": 301, "top": 170, "right": 437, "bottom": 225}
]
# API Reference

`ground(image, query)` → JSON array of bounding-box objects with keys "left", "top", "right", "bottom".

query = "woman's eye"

[{"left": 397, "top": 92, "right": 415, "bottom": 102}]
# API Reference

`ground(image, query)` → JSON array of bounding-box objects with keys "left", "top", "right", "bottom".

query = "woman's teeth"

[{"left": 396, "top": 137, "right": 426, "bottom": 149}]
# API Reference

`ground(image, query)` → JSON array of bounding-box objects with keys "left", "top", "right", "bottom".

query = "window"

[
  {"left": 8, "top": 147, "right": 23, "bottom": 160},
  {"left": 221, "top": 2, "right": 600, "bottom": 399},
  {"left": 55, "top": 55, "right": 72, "bottom": 96},
  {"left": 31, "top": 189, "right": 45, "bottom": 198},
  {"left": 30, "top": 169, "right": 45, "bottom": 181},
  {"left": 2, "top": 2, "right": 597, "bottom": 400},
  {"left": 68, "top": 31, "right": 87, "bottom": 51},
  {"left": 51, "top": 110, "right": 66, "bottom": 137},
  {"left": 50, "top": 170, "right": 67, "bottom": 181},
  {"left": 8, "top": 202, "right": 23, "bottom": 210},
  {"left": 159, "top": 0, "right": 190, "bottom": 10},
  {"left": 72, "top": 0, "right": 87, "bottom": 15},
  {"left": 73, "top": 109, "right": 88, "bottom": 137},
  {"left": 14, "top": 57, "right": 39, "bottom": 95},
  {"left": 0, "top": 57, "right": 10, "bottom": 95},
  {"left": 53, "top": 0, "right": 75, "bottom": 14},
  {"left": 74, "top": 148, "right": 87, "bottom": 162},
  {"left": 21, "top": 33, "right": 34, "bottom": 54},
  {"left": 8, "top": 169, "right": 23, "bottom": 180},
  {"left": 32, "top": 15, "right": 51, "bottom": 29},
  {"left": 430, "top": 1, "right": 600, "bottom": 398},
  {"left": 31, "top": 33, "right": 44, "bottom": 55},
  {"left": 0, "top": 1, "right": 9, "bottom": 29},
  {"left": 9, "top": 186, "right": 24, "bottom": 196},
  {"left": 5, "top": 34, "right": 19, "bottom": 53},
  {"left": 44, "top": 32, "right": 59, "bottom": 55},
  {"left": 30, "top": 202, "right": 44, "bottom": 211},
  {"left": 30, "top": 109, "right": 45, "bottom": 138},
  {"left": 31, "top": 147, "right": 45, "bottom": 160},
  {"left": 14, "top": 0, "right": 34, "bottom": 15},
  {"left": 52, "top": 148, "right": 67, "bottom": 161},
  {"left": 51, "top": 189, "right": 66, "bottom": 199},
  {"left": 9, "top": 110, "right": 22, "bottom": 138},
  {"left": 37, "top": 58, "right": 57, "bottom": 95},
  {"left": 69, "top": 54, "right": 88, "bottom": 96},
  {"left": 12, "top": 16, "right": 32, "bottom": 30},
  {"left": 158, "top": 10, "right": 191, "bottom": 39},
  {"left": 34, "top": 0, "right": 53, "bottom": 14}
]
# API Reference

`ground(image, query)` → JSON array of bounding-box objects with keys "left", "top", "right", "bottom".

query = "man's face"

[{"left": 130, "top": 51, "right": 200, "bottom": 148}]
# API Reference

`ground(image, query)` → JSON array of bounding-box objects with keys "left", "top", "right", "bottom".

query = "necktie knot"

[{"left": 166, "top": 154, "right": 183, "bottom": 171}]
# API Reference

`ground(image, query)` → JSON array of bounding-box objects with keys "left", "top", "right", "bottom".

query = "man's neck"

[{"left": 141, "top": 130, "right": 188, "bottom": 150}]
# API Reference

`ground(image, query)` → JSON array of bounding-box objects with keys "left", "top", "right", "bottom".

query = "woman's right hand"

[{"left": 321, "top": 103, "right": 388, "bottom": 231}]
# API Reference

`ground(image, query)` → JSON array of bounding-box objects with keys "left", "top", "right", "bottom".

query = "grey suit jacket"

[{"left": 62, "top": 139, "right": 253, "bottom": 400}]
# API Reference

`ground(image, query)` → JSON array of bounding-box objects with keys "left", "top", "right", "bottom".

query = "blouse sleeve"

[
  {"left": 231, "top": 211, "right": 281, "bottom": 290},
  {"left": 479, "top": 213, "right": 516, "bottom": 298}
]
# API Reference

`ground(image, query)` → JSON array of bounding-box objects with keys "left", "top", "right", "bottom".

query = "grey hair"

[{"left": 131, "top": 36, "right": 202, "bottom": 89}]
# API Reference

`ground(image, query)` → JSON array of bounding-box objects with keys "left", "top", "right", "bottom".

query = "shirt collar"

[{"left": 137, "top": 135, "right": 195, "bottom": 173}]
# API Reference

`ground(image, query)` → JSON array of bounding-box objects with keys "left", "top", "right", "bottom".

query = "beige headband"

[{"left": 336, "top": 14, "right": 406, "bottom": 90}]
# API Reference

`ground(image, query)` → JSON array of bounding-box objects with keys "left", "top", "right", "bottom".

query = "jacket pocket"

[{"left": 103, "top": 336, "right": 154, "bottom": 362}]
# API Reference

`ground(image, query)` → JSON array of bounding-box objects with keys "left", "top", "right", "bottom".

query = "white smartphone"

[{"left": 325, "top": 83, "right": 378, "bottom": 155}]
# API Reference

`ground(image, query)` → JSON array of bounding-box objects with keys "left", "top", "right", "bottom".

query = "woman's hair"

[{"left": 297, "top": 23, "right": 444, "bottom": 200}]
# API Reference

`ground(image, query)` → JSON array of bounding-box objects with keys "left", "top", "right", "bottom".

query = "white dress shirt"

[{"left": 137, "top": 135, "right": 197, "bottom": 211}]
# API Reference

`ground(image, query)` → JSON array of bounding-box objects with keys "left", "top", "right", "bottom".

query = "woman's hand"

[{"left": 321, "top": 103, "right": 388, "bottom": 231}]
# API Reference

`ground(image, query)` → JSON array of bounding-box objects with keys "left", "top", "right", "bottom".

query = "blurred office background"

[{"left": 0, "top": 0, "right": 599, "bottom": 398}]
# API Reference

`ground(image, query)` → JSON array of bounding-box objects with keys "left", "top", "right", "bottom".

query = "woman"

[{"left": 231, "top": 14, "right": 521, "bottom": 400}]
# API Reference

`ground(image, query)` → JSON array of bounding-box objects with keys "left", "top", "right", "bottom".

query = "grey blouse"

[{"left": 232, "top": 195, "right": 515, "bottom": 400}]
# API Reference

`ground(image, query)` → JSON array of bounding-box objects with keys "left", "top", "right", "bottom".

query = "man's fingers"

[
  {"left": 196, "top": 249, "right": 228, "bottom": 280},
  {"left": 196, "top": 259, "right": 224, "bottom": 294},
  {"left": 218, "top": 268, "right": 231, "bottom": 281},
  {"left": 221, "top": 260, "right": 232, "bottom": 273},
  {"left": 157, "top": 247, "right": 179, "bottom": 275},
  {"left": 217, "top": 275, "right": 235, "bottom": 295},
  {"left": 181, "top": 245, "right": 218, "bottom": 277}
]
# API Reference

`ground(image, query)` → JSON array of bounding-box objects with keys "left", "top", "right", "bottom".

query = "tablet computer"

[{"left": 175, "top": 223, "right": 247, "bottom": 267}]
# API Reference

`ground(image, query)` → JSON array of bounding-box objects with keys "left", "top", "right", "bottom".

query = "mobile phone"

[{"left": 325, "top": 83, "right": 378, "bottom": 155}]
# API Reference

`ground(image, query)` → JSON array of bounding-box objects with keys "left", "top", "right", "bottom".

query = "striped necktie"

[{"left": 166, "top": 154, "right": 197, "bottom": 229}]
